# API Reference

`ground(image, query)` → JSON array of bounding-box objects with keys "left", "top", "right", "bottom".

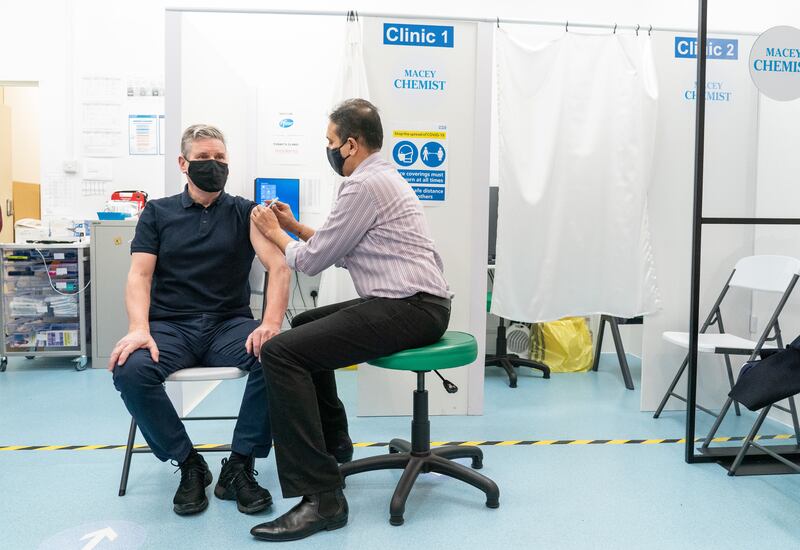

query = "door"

[
  {"left": 0, "top": 98, "right": 12, "bottom": 243},
  {"left": 12, "top": 181, "right": 40, "bottom": 224}
]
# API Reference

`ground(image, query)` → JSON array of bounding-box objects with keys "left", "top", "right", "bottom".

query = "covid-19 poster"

[{"left": 388, "top": 123, "right": 448, "bottom": 201}]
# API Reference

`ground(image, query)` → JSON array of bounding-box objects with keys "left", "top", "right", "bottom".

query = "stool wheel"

[
  {"left": 486, "top": 498, "right": 500, "bottom": 509},
  {"left": 390, "top": 515, "right": 404, "bottom": 526},
  {"left": 472, "top": 457, "right": 483, "bottom": 470},
  {"left": 389, "top": 447, "right": 399, "bottom": 454}
]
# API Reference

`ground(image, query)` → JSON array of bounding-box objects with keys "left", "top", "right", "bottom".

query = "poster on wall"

[
  {"left": 128, "top": 114, "right": 159, "bottom": 155},
  {"left": 264, "top": 109, "right": 312, "bottom": 166},
  {"left": 388, "top": 122, "right": 448, "bottom": 202}
]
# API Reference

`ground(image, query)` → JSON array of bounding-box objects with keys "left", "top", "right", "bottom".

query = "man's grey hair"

[{"left": 181, "top": 124, "right": 226, "bottom": 158}]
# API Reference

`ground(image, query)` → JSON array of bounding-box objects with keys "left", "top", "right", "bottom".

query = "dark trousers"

[
  {"left": 113, "top": 315, "right": 271, "bottom": 463},
  {"left": 260, "top": 296, "right": 450, "bottom": 497}
]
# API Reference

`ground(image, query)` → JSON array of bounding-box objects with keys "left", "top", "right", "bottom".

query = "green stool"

[{"left": 340, "top": 331, "right": 500, "bottom": 526}]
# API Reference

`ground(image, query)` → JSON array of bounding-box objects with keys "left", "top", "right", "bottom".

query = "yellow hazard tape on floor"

[{"left": 1, "top": 435, "right": 796, "bottom": 451}]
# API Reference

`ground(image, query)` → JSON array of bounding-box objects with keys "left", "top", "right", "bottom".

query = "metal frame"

[
  {"left": 485, "top": 315, "right": 551, "bottom": 388},
  {"left": 657, "top": 271, "right": 800, "bottom": 426},
  {"left": 685, "top": 0, "right": 800, "bottom": 464},
  {"left": 485, "top": 268, "right": 550, "bottom": 387},
  {"left": 118, "top": 414, "right": 236, "bottom": 496},
  {"left": 340, "top": 371, "right": 499, "bottom": 526},
  {"left": 655, "top": 270, "right": 742, "bottom": 419},
  {"left": 591, "top": 315, "right": 640, "bottom": 390},
  {"left": 164, "top": 7, "right": 760, "bottom": 37}
]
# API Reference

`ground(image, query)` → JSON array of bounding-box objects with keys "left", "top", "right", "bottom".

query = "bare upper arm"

[
  {"left": 129, "top": 252, "right": 157, "bottom": 280},
  {"left": 250, "top": 222, "right": 288, "bottom": 272}
]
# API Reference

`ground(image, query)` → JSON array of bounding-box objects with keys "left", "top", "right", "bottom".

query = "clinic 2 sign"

[
  {"left": 390, "top": 125, "right": 448, "bottom": 203},
  {"left": 675, "top": 36, "right": 739, "bottom": 104},
  {"left": 674, "top": 36, "right": 739, "bottom": 60}
]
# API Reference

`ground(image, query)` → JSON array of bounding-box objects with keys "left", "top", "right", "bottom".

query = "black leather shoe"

[
  {"left": 327, "top": 432, "right": 354, "bottom": 464},
  {"left": 250, "top": 489, "right": 348, "bottom": 542},
  {"left": 173, "top": 451, "right": 212, "bottom": 515},
  {"left": 215, "top": 456, "right": 273, "bottom": 514}
]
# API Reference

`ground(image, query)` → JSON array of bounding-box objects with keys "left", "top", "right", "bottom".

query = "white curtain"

[
  {"left": 316, "top": 15, "right": 371, "bottom": 307},
  {"left": 492, "top": 31, "right": 661, "bottom": 322}
]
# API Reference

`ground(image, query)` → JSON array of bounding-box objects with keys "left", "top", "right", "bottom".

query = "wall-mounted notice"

[
  {"left": 265, "top": 110, "right": 311, "bottom": 166},
  {"left": 389, "top": 123, "right": 448, "bottom": 203},
  {"left": 158, "top": 115, "right": 166, "bottom": 155},
  {"left": 128, "top": 115, "right": 159, "bottom": 155},
  {"left": 83, "top": 103, "right": 122, "bottom": 130},
  {"left": 749, "top": 25, "right": 800, "bottom": 101},
  {"left": 82, "top": 130, "right": 124, "bottom": 157},
  {"left": 81, "top": 76, "right": 124, "bottom": 101},
  {"left": 83, "top": 158, "right": 113, "bottom": 181}
]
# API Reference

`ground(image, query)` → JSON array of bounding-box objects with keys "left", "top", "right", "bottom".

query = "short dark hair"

[{"left": 329, "top": 98, "right": 383, "bottom": 151}]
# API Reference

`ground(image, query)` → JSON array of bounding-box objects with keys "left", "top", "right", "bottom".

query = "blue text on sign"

[
  {"left": 383, "top": 23, "right": 454, "bottom": 48},
  {"left": 674, "top": 37, "right": 738, "bottom": 60}
]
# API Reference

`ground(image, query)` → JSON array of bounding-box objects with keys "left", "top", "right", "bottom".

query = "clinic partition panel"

[{"left": 165, "top": 9, "right": 493, "bottom": 416}]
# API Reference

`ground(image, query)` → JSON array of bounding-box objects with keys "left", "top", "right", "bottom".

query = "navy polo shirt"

[{"left": 130, "top": 186, "right": 257, "bottom": 320}]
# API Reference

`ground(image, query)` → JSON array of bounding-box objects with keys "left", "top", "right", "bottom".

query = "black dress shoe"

[
  {"left": 327, "top": 432, "right": 354, "bottom": 464},
  {"left": 215, "top": 456, "right": 273, "bottom": 514},
  {"left": 173, "top": 451, "right": 212, "bottom": 515},
  {"left": 250, "top": 488, "right": 348, "bottom": 542}
]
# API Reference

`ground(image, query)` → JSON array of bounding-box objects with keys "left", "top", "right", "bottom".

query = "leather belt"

[{"left": 409, "top": 292, "right": 452, "bottom": 311}]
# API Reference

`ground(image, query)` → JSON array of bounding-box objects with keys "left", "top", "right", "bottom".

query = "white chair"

[
  {"left": 654, "top": 255, "right": 800, "bottom": 422},
  {"left": 118, "top": 367, "right": 248, "bottom": 496},
  {"left": 118, "top": 275, "right": 270, "bottom": 496}
]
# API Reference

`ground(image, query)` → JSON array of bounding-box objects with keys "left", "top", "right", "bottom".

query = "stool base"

[{"left": 340, "top": 439, "right": 500, "bottom": 526}]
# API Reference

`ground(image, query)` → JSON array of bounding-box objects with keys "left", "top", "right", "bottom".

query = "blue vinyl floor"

[{"left": 2, "top": 354, "right": 800, "bottom": 549}]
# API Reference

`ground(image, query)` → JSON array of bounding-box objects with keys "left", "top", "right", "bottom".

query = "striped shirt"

[{"left": 285, "top": 152, "right": 451, "bottom": 300}]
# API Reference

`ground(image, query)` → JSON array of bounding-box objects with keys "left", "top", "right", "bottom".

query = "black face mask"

[
  {"left": 187, "top": 159, "right": 229, "bottom": 192},
  {"left": 326, "top": 140, "right": 350, "bottom": 176}
]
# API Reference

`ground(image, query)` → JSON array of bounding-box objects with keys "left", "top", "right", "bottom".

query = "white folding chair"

[
  {"left": 118, "top": 367, "right": 248, "bottom": 496},
  {"left": 654, "top": 256, "right": 800, "bottom": 426},
  {"left": 118, "top": 274, "right": 270, "bottom": 496}
]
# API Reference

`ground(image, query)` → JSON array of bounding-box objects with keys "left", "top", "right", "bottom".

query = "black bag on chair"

[{"left": 729, "top": 335, "right": 800, "bottom": 411}]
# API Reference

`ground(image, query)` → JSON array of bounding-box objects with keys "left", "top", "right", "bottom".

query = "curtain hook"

[
  {"left": 497, "top": 17, "right": 500, "bottom": 29},
  {"left": 613, "top": 23, "right": 617, "bottom": 34},
  {"left": 636, "top": 24, "right": 640, "bottom": 36},
  {"left": 565, "top": 20, "right": 569, "bottom": 33},
  {"left": 649, "top": 25, "right": 653, "bottom": 37}
]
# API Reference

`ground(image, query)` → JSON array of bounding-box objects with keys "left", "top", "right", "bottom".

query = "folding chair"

[
  {"left": 697, "top": 257, "right": 800, "bottom": 473},
  {"left": 118, "top": 272, "right": 270, "bottom": 495},
  {"left": 118, "top": 367, "right": 247, "bottom": 496},
  {"left": 654, "top": 256, "right": 800, "bottom": 422}
]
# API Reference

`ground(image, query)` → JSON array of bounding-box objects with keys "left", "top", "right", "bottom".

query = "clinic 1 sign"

[
  {"left": 749, "top": 26, "right": 800, "bottom": 101},
  {"left": 391, "top": 125, "right": 448, "bottom": 203},
  {"left": 383, "top": 23, "right": 454, "bottom": 48}
]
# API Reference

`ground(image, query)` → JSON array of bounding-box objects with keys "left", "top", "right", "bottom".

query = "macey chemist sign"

[{"left": 749, "top": 25, "right": 800, "bottom": 101}]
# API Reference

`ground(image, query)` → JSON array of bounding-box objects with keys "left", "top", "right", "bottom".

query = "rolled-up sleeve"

[
  {"left": 289, "top": 183, "right": 376, "bottom": 276},
  {"left": 284, "top": 240, "right": 301, "bottom": 270}
]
